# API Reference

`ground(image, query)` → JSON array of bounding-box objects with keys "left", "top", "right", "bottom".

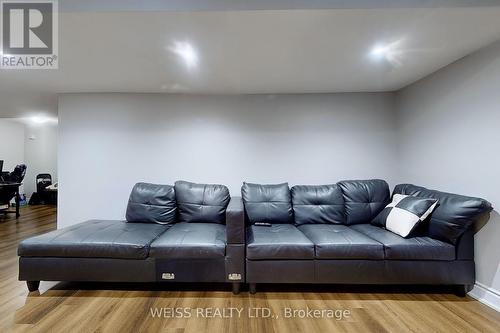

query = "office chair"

[
  {"left": 0, "top": 164, "right": 26, "bottom": 215},
  {"left": 36, "top": 174, "right": 52, "bottom": 193},
  {"left": 0, "top": 186, "right": 18, "bottom": 209},
  {"left": 32, "top": 173, "right": 53, "bottom": 205},
  {"left": 3, "top": 164, "right": 27, "bottom": 183}
]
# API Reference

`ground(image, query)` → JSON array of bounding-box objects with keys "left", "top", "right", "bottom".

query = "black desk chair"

[
  {"left": 37, "top": 174, "right": 52, "bottom": 192},
  {"left": 0, "top": 164, "right": 27, "bottom": 218},
  {"left": 35, "top": 174, "right": 54, "bottom": 205},
  {"left": 3, "top": 164, "right": 27, "bottom": 183},
  {"left": 0, "top": 186, "right": 18, "bottom": 210}
]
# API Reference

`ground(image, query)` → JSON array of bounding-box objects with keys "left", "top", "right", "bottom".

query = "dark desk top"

[{"left": 0, "top": 182, "right": 22, "bottom": 187}]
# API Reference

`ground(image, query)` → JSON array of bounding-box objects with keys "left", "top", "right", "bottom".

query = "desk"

[
  {"left": 44, "top": 185, "right": 58, "bottom": 205},
  {"left": 0, "top": 182, "right": 22, "bottom": 218}
]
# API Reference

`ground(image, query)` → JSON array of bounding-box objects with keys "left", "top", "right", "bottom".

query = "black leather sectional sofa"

[{"left": 18, "top": 179, "right": 492, "bottom": 296}]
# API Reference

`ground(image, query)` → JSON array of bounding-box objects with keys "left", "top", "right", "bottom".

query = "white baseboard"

[{"left": 468, "top": 282, "right": 500, "bottom": 312}]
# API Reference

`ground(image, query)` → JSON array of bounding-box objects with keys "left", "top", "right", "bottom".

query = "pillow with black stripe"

[{"left": 371, "top": 194, "right": 438, "bottom": 238}]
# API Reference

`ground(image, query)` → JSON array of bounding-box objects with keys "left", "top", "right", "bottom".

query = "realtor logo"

[{"left": 1, "top": 0, "right": 58, "bottom": 69}]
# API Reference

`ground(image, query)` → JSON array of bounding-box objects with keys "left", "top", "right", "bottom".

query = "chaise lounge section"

[{"left": 18, "top": 181, "right": 246, "bottom": 294}]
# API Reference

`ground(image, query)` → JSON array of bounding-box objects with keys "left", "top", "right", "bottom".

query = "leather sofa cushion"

[
  {"left": 175, "top": 181, "right": 230, "bottom": 224},
  {"left": 241, "top": 182, "right": 293, "bottom": 224},
  {"left": 351, "top": 224, "right": 455, "bottom": 261},
  {"left": 126, "top": 182, "right": 176, "bottom": 224},
  {"left": 18, "top": 220, "right": 168, "bottom": 259},
  {"left": 149, "top": 222, "right": 226, "bottom": 259},
  {"left": 291, "top": 185, "right": 346, "bottom": 225},
  {"left": 338, "top": 179, "right": 390, "bottom": 225},
  {"left": 298, "top": 224, "right": 384, "bottom": 259},
  {"left": 394, "top": 184, "right": 492, "bottom": 244},
  {"left": 246, "top": 224, "right": 314, "bottom": 259}
]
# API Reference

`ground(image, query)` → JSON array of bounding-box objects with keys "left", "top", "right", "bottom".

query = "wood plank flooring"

[{"left": 1, "top": 206, "right": 499, "bottom": 332}]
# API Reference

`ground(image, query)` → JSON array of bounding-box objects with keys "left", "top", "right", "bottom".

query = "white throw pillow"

[{"left": 371, "top": 194, "right": 438, "bottom": 237}]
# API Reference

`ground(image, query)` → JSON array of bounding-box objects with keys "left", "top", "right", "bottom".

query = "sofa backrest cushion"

[
  {"left": 241, "top": 182, "right": 293, "bottom": 224},
  {"left": 393, "top": 184, "right": 492, "bottom": 244},
  {"left": 174, "top": 181, "right": 230, "bottom": 224},
  {"left": 338, "top": 179, "right": 390, "bottom": 225},
  {"left": 126, "top": 182, "right": 176, "bottom": 225},
  {"left": 291, "top": 184, "right": 346, "bottom": 225}
]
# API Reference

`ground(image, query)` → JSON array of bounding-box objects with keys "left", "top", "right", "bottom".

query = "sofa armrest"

[
  {"left": 226, "top": 196, "right": 245, "bottom": 244},
  {"left": 456, "top": 227, "right": 474, "bottom": 260}
]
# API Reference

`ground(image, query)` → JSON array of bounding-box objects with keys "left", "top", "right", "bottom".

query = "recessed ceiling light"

[
  {"left": 168, "top": 41, "right": 199, "bottom": 69},
  {"left": 369, "top": 39, "right": 404, "bottom": 67},
  {"left": 31, "top": 116, "right": 48, "bottom": 124},
  {"left": 27, "top": 115, "right": 58, "bottom": 125}
]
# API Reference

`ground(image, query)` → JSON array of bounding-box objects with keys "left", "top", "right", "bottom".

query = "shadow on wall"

[
  {"left": 474, "top": 210, "right": 494, "bottom": 232},
  {"left": 474, "top": 210, "right": 500, "bottom": 290}
]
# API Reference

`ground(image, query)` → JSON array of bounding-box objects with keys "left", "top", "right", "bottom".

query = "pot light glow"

[
  {"left": 168, "top": 41, "right": 199, "bottom": 69},
  {"left": 32, "top": 116, "right": 49, "bottom": 124},
  {"left": 369, "top": 40, "right": 404, "bottom": 67},
  {"left": 26, "top": 115, "right": 58, "bottom": 125}
]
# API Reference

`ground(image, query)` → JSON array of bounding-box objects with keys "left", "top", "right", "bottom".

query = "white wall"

[
  {"left": 0, "top": 119, "right": 57, "bottom": 197},
  {"left": 0, "top": 120, "right": 25, "bottom": 171},
  {"left": 397, "top": 40, "right": 500, "bottom": 304},
  {"left": 23, "top": 123, "right": 58, "bottom": 196},
  {"left": 58, "top": 93, "right": 398, "bottom": 227}
]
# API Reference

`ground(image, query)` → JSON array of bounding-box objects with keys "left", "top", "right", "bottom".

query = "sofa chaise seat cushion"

[
  {"left": 297, "top": 224, "right": 384, "bottom": 259},
  {"left": 149, "top": 222, "right": 226, "bottom": 259},
  {"left": 246, "top": 224, "right": 314, "bottom": 260},
  {"left": 17, "top": 220, "right": 168, "bottom": 259},
  {"left": 351, "top": 224, "right": 456, "bottom": 261}
]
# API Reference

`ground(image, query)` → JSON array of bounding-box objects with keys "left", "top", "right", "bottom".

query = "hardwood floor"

[{"left": 1, "top": 206, "right": 499, "bottom": 332}]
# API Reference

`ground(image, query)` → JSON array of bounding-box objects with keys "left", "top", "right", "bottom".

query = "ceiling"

[
  {"left": 57, "top": 0, "right": 500, "bottom": 12},
  {"left": 1, "top": 2, "right": 500, "bottom": 117}
]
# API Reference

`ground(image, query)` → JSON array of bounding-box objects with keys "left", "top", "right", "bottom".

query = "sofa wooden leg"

[
  {"left": 27, "top": 281, "right": 40, "bottom": 292},
  {"left": 249, "top": 283, "right": 257, "bottom": 294},
  {"left": 232, "top": 282, "right": 240, "bottom": 295}
]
